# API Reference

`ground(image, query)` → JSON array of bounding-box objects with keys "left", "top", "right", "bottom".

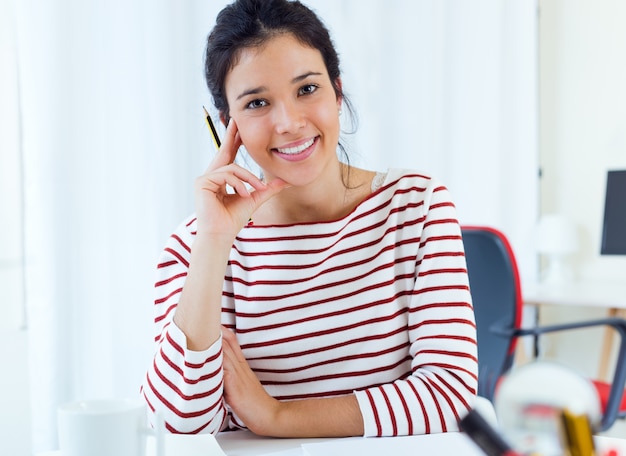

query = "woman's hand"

[
  {"left": 221, "top": 327, "right": 281, "bottom": 435},
  {"left": 194, "top": 119, "right": 288, "bottom": 237},
  {"left": 221, "top": 327, "right": 364, "bottom": 437}
]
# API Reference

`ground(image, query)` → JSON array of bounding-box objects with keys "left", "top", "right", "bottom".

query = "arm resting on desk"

[{"left": 221, "top": 327, "right": 364, "bottom": 438}]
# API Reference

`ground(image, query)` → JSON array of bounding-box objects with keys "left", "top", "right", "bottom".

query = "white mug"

[{"left": 58, "top": 398, "right": 164, "bottom": 456}]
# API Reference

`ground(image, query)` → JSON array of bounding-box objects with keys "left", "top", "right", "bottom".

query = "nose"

[{"left": 273, "top": 101, "right": 306, "bottom": 135}]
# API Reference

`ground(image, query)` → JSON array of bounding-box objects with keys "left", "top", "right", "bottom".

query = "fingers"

[
  {"left": 249, "top": 178, "right": 290, "bottom": 207},
  {"left": 196, "top": 165, "right": 267, "bottom": 197},
  {"left": 207, "top": 119, "right": 242, "bottom": 172},
  {"left": 221, "top": 326, "right": 246, "bottom": 364},
  {"left": 195, "top": 117, "right": 291, "bottom": 224},
  {"left": 199, "top": 117, "right": 265, "bottom": 197}
]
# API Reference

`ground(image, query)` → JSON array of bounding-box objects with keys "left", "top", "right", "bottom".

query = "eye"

[
  {"left": 246, "top": 99, "right": 268, "bottom": 109},
  {"left": 298, "top": 84, "right": 319, "bottom": 96}
]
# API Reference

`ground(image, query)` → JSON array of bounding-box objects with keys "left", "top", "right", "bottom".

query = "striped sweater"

[{"left": 141, "top": 169, "right": 478, "bottom": 437}]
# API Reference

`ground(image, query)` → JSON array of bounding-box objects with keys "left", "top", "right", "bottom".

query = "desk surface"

[
  {"left": 215, "top": 430, "right": 485, "bottom": 456},
  {"left": 37, "top": 431, "right": 626, "bottom": 456},
  {"left": 523, "top": 280, "right": 626, "bottom": 309},
  {"left": 37, "top": 432, "right": 486, "bottom": 456}
]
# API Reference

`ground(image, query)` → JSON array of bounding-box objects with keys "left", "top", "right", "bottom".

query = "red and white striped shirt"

[{"left": 142, "top": 169, "right": 478, "bottom": 437}]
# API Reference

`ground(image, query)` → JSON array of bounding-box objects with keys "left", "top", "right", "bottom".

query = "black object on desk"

[{"left": 459, "top": 408, "right": 520, "bottom": 456}]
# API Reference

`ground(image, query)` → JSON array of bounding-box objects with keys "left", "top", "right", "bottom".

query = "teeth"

[{"left": 276, "top": 138, "right": 315, "bottom": 155}]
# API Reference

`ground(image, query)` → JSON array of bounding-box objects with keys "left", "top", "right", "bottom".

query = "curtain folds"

[{"left": 14, "top": 0, "right": 538, "bottom": 451}]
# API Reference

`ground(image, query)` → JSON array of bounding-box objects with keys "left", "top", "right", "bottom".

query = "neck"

[{"left": 255, "top": 164, "right": 374, "bottom": 225}]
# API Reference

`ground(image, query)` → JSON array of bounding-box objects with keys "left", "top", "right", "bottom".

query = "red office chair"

[{"left": 462, "top": 225, "right": 626, "bottom": 431}]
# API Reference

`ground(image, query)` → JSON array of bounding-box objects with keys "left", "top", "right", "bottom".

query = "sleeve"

[
  {"left": 353, "top": 181, "right": 478, "bottom": 437},
  {"left": 140, "top": 217, "right": 229, "bottom": 434}
]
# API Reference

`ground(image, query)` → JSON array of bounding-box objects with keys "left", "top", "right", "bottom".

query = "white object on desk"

[
  {"left": 147, "top": 434, "right": 226, "bottom": 456},
  {"left": 301, "top": 432, "right": 485, "bottom": 456},
  {"left": 495, "top": 361, "right": 601, "bottom": 455},
  {"left": 38, "top": 433, "right": 226, "bottom": 456},
  {"left": 216, "top": 430, "right": 333, "bottom": 456},
  {"left": 218, "top": 430, "right": 485, "bottom": 456},
  {"left": 57, "top": 398, "right": 163, "bottom": 456}
]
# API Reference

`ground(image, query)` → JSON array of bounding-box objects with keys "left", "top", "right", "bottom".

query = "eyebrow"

[{"left": 236, "top": 71, "right": 324, "bottom": 100}]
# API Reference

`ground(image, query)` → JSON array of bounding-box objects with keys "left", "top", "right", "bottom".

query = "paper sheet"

[
  {"left": 301, "top": 432, "right": 485, "bottom": 456},
  {"left": 146, "top": 433, "right": 227, "bottom": 456}
]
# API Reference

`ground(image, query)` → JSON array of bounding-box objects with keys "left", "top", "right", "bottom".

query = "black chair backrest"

[{"left": 461, "top": 226, "right": 523, "bottom": 401}]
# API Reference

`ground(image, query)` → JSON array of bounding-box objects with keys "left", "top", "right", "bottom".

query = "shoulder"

[
  {"left": 383, "top": 168, "right": 443, "bottom": 188},
  {"left": 368, "top": 169, "right": 459, "bottom": 225},
  {"left": 377, "top": 168, "right": 451, "bottom": 201},
  {"left": 161, "top": 213, "right": 198, "bottom": 258}
]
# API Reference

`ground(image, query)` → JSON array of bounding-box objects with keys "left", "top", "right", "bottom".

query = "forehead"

[{"left": 225, "top": 34, "right": 328, "bottom": 95}]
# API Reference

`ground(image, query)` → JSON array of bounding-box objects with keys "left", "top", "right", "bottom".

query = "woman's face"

[{"left": 224, "top": 33, "right": 342, "bottom": 187}]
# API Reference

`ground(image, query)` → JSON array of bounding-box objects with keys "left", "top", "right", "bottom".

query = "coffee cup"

[{"left": 58, "top": 398, "right": 163, "bottom": 456}]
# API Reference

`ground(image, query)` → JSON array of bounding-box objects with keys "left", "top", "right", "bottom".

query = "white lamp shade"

[{"left": 536, "top": 214, "right": 578, "bottom": 255}]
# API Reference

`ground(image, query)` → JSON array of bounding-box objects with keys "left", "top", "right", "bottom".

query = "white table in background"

[{"left": 523, "top": 280, "right": 626, "bottom": 380}]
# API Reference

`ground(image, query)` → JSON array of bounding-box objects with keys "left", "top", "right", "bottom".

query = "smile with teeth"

[{"left": 275, "top": 137, "right": 315, "bottom": 155}]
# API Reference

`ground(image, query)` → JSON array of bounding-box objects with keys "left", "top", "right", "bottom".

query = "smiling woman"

[
  {"left": 9, "top": 0, "right": 538, "bottom": 451},
  {"left": 141, "top": 0, "right": 478, "bottom": 439},
  {"left": 224, "top": 34, "right": 348, "bottom": 204}
]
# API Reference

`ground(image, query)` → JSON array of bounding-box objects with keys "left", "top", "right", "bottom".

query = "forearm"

[
  {"left": 256, "top": 394, "right": 364, "bottom": 438},
  {"left": 142, "top": 323, "right": 227, "bottom": 434},
  {"left": 173, "top": 233, "right": 232, "bottom": 351}
]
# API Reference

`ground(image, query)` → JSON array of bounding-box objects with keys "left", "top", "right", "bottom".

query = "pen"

[{"left": 203, "top": 106, "right": 221, "bottom": 150}]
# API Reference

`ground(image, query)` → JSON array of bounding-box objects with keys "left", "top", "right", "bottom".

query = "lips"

[
  {"left": 276, "top": 137, "right": 315, "bottom": 155},
  {"left": 273, "top": 137, "right": 318, "bottom": 162}
]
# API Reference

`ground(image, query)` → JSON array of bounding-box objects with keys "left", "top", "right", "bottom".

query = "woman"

[{"left": 141, "top": 0, "right": 477, "bottom": 438}]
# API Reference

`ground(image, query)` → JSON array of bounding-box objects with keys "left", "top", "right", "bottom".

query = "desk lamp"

[{"left": 536, "top": 214, "right": 578, "bottom": 283}]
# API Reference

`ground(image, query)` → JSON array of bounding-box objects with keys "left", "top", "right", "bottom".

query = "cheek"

[
  {"left": 234, "top": 118, "right": 260, "bottom": 147},
  {"left": 317, "top": 106, "right": 340, "bottom": 137},
  {"left": 235, "top": 118, "right": 269, "bottom": 160}
]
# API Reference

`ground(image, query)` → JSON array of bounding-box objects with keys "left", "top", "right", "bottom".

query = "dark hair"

[{"left": 204, "top": 0, "right": 357, "bottom": 169}]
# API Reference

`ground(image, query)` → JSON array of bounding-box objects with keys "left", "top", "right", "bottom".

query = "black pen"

[{"left": 203, "top": 106, "right": 221, "bottom": 150}]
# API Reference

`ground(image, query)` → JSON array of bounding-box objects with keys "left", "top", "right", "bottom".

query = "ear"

[
  {"left": 335, "top": 77, "right": 343, "bottom": 110},
  {"left": 219, "top": 112, "right": 230, "bottom": 127}
]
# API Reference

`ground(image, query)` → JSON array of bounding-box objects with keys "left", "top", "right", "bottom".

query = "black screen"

[{"left": 601, "top": 170, "right": 626, "bottom": 255}]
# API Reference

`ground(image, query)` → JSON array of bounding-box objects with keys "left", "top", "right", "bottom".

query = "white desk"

[
  {"left": 37, "top": 431, "right": 488, "bottom": 456},
  {"left": 37, "top": 430, "right": 626, "bottom": 455},
  {"left": 524, "top": 281, "right": 626, "bottom": 310},
  {"left": 216, "top": 430, "right": 485, "bottom": 456},
  {"left": 523, "top": 280, "right": 626, "bottom": 380}
]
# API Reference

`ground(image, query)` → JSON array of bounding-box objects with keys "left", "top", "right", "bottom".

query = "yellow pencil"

[
  {"left": 203, "top": 106, "right": 221, "bottom": 151},
  {"left": 560, "top": 408, "right": 595, "bottom": 456}
]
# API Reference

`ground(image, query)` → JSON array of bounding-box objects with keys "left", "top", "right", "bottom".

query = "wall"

[
  {"left": 538, "top": 0, "right": 626, "bottom": 389},
  {"left": 540, "top": 0, "right": 626, "bottom": 282}
]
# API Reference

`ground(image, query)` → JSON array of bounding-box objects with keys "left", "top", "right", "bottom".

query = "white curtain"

[
  {"left": 311, "top": 0, "right": 539, "bottom": 278},
  {"left": 14, "top": 0, "right": 538, "bottom": 451}
]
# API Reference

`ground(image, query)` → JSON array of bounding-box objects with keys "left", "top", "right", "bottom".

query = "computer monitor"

[{"left": 600, "top": 169, "right": 626, "bottom": 255}]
